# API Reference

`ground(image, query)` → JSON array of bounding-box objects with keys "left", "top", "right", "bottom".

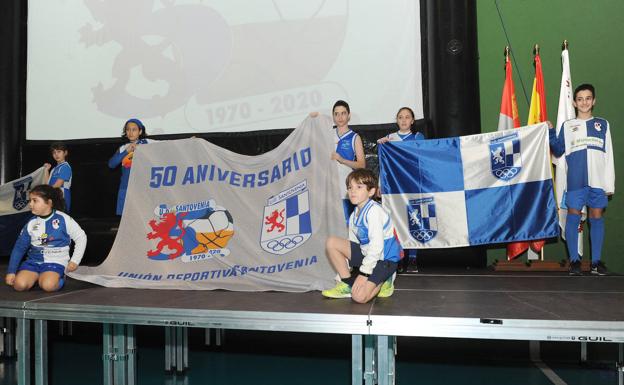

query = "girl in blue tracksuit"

[
  {"left": 377, "top": 107, "right": 425, "bottom": 271},
  {"left": 108, "top": 118, "right": 156, "bottom": 216},
  {"left": 5, "top": 184, "right": 87, "bottom": 292}
]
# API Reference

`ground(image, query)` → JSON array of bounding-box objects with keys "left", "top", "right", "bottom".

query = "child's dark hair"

[
  {"left": 121, "top": 118, "right": 147, "bottom": 140},
  {"left": 574, "top": 83, "right": 595, "bottom": 99},
  {"left": 396, "top": 106, "right": 415, "bottom": 120},
  {"left": 30, "top": 184, "right": 66, "bottom": 212},
  {"left": 49, "top": 141, "right": 68, "bottom": 153},
  {"left": 333, "top": 100, "right": 350, "bottom": 114},
  {"left": 346, "top": 168, "right": 378, "bottom": 191}
]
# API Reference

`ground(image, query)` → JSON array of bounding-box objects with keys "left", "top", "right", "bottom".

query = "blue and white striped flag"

[
  {"left": 0, "top": 167, "right": 47, "bottom": 254},
  {"left": 379, "top": 123, "right": 558, "bottom": 249}
]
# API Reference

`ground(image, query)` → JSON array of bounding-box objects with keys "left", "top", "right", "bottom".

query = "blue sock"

[
  {"left": 57, "top": 277, "right": 65, "bottom": 291},
  {"left": 588, "top": 217, "right": 605, "bottom": 265},
  {"left": 565, "top": 213, "right": 582, "bottom": 262}
]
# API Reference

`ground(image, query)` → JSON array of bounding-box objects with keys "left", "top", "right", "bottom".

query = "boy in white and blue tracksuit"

[
  {"left": 349, "top": 199, "right": 402, "bottom": 279},
  {"left": 323, "top": 168, "right": 402, "bottom": 303},
  {"left": 549, "top": 83, "right": 614, "bottom": 275}
]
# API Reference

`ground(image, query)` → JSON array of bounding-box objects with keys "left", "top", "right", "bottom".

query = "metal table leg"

[
  {"left": 103, "top": 324, "right": 114, "bottom": 385},
  {"left": 127, "top": 325, "right": 136, "bottom": 385},
  {"left": 35, "top": 319, "right": 48, "bottom": 385},
  {"left": 376, "top": 336, "right": 395, "bottom": 385},
  {"left": 364, "top": 335, "right": 375, "bottom": 385},
  {"left": 165, "top": 326, "right": 173, "bottom": 372},
  {"left": 352, "top": 335, "right": 363, "bottom": 385},
  {"left": 175, "top": 327, "right": 185, "bottom": 372},
  {"left": 113, "top": 324, "right": 128, "bottom": 385},
  {"left": 166, "top": 326, "right": 188, "bottom": 373},
  {"left": 17, "top": 318, "right": 30, "bottom": 385}
]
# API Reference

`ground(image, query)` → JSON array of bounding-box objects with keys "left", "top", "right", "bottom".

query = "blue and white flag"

[
  {"left": 379, "top": 123, "right": 558, "bottom": 249},
  {"left": 70, "top": 116, "right": 343, "bottom": 291},
  {"left": 0, "top": 167, "right": 47, "bottom": 255}
]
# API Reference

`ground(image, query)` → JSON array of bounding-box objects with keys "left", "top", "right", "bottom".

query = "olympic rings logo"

[
  {"left": 265, "top": 235, "right": 305, "bottom": 252},
  {"left": 411, "top": 230, "right": 435, "bottom": 242},
  {"left": 494, "top": 167, "right": 519, "bottom": 180}
]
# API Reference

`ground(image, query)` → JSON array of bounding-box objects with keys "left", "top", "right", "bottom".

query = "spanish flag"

[
  {"left": 527, "top": 51, "right": 548, "bottom": 124},
  {"left": 523, "top": 49, "right": 547, "bottom": 255}
]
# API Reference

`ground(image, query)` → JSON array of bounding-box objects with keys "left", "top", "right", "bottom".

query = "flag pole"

[{"left": 532, "top": 44, "right": 541, "bottom": 261}]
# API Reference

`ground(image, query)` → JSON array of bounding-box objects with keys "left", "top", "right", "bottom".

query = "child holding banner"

[
  {"left": 377, "top": 107, "right": 425, "bottom": 272},
  {"left": 5, "top": 184, "right": 87, "bottom": 292},
  {"left": 549, "top": 84, "right": 615, "bottom": 276},
  {"left": 377, "top": 107, "right": 425, "bottom": 144},
  {"left": 108, "top": 118, "right": 157, "bottom": 216},
  {"left": 44, "top": 141, "right": 72, "bottom": 212},
  {"left": 322, "top": 168, "right": 401, "bottom": 303},
  {"left": 310, "top": 101, "right": 365, "bottom": 221},
  {"left": 331, "top": 100, "right": 366, "bottom": 221}
]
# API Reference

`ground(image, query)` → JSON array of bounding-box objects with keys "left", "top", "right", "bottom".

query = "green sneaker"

[
  {"left": 377, "top": 280, "right": 394, "bottom": 298},
  {"left": 322, "top": 281, "right": 352, "bottom": 298}
]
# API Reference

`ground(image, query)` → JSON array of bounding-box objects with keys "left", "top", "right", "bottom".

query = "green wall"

[{"left": 477, "top": 0, "right": 624, "bottom": 271}]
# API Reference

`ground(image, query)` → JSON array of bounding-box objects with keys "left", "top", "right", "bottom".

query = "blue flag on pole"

[{"left": 379, "top": 123, "right": 558, "bottom": 249}]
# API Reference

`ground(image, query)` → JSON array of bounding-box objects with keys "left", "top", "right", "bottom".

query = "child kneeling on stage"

[
  {"left": 322, "top": 168, "right": 402, "bottom": 303},
  {"left": 5, "top": 184, "right": 87, "bottom": 292}
]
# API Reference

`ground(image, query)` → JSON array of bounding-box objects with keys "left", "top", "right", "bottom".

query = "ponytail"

[{"left": 30, "top": 184, "right": 66, "bottom": 212}]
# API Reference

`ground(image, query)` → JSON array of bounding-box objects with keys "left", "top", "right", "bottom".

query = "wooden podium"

[{"left": 491, "top": 259, "right": 591, "bottom": 272}]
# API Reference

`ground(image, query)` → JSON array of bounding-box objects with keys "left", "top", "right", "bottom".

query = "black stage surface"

[
  {"left": 1, "top": 270, "right": 624, "bottom": 384},
  {"left": 2, "top": 272, "right": 624, "bottom": 336}
]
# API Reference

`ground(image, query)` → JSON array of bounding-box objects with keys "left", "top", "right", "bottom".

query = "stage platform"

[{"left": 1, "top": 271, "right": 624, "bottom": 384}]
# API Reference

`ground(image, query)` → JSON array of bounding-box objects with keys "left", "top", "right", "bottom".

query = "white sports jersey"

[
  {"left": 7, "top": 210, "right": 87, "bottom": 274},
  {"left": 348, "top": 199, "right": 401, "bottom": 275},
  {"left": 550, "top": 117, "right": 615, "bottom": 194},
  {"left": 386, "top": 131, "right": 425, "bottom": 142}
]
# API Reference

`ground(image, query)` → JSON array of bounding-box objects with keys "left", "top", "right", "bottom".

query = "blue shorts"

[
  {"left": 18, "top": 260, "right": 65, "bottom": 276},
  {"left": 565, "top": 187, "right": 608, "bottom": 210},
  {"left": 349, "top": 241, "right": 398, "bottom": 285}
]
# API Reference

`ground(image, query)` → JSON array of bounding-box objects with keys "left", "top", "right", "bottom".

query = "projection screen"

[{"left": 27, "top": 0, "right": 423, "bottom": 140}]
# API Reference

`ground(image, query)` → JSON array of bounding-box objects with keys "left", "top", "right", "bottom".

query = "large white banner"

[{"left": 70, "top": 116, "right": 344, "bottom": 291}]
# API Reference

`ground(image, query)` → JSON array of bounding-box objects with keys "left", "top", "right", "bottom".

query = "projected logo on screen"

[
  {"left": 260, "top": 181, "right": 311, "bottom": 255},
  {"left": 489, "top": 132, "right": 522, "bottom": 181},
  {"left": 80, "top": 1, "right": 348, "bottom": 127},
  {"left": 146, "top": 200, "right": 234, "bottom": 262}
]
